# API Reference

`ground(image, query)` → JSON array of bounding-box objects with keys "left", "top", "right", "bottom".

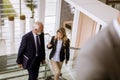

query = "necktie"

[{"left": 36, "top": 36, "right": 41, "bottom": 56}]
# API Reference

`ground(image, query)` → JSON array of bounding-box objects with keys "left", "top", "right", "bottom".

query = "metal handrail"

[
  {"left": 70, "top": 47, "right": 80, "bottom": 50},
  {"left": 44, "top": 32, "right": 51, "bottom": 37}
]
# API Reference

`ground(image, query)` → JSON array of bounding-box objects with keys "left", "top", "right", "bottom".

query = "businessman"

[
  {"left": 16, "top": 21, "right": 45, "bottom": 80},
  {"left": 75, "top": 14, "right": 120, "bottom": 80}
]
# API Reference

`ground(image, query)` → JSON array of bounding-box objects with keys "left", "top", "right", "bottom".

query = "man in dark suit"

[
  {"left": 16, "top": 21, "right": 45, "bottom": 80},
  {"left": 75, "top": 15, "right": 120, "bottom": 80}
]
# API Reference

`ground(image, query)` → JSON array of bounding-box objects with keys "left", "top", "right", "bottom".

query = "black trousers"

[{"left": 27, "top": 56, "right": 41, "bottom": 80}]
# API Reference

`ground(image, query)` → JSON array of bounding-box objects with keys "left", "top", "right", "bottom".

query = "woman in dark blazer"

[{"left": 47, "top": 27, "right": 70, "bottom": 80}]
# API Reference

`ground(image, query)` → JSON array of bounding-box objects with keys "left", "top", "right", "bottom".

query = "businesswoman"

[{"left": 47, "top": 27, "right": 70, "bottom": 80}]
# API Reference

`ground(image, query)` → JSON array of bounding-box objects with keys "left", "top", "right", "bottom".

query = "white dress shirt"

[
  {"left": 52, "top": 40, "right": 62, "bottom": 62},
  {"left": 113, "top": 19, "right": 120, "bottom": 38},
  {"left": 32, "top": 32, "right": 40, "bottom": 56}
]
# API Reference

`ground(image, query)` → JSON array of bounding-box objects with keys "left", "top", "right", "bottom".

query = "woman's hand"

[{"left": 47, "top": 43, "right": 52, "bottom": 48}]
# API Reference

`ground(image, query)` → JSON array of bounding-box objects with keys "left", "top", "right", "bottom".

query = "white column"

[
  {"left": 71, "top": 9, "right": 80, "bottom": 47},
  {"left": 36, "top": 0, "right": 45, "bottom": 24},
  {"left": 29, "top": 17, "right": 35, "bottom": 30},
  {"left": 20, "top": 19, "right": 26, "bottom": 37},
  {"left": 55, "top": 0, "right": 62, "bottom": 33},
  {"left": 9, "top": 21, "right": 15, "bottom": 42},
  {"left": 8, "top": 19, "right": 16, "bottom": 54},
  {"left": 69, "top": 9, "right": 80, "bottom": 68}
]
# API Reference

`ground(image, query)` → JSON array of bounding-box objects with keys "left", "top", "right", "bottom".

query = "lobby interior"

[{"left": 0, "top": 0, "right": 120, "bottom": 80}]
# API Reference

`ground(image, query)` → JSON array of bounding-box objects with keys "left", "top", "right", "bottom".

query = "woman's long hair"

[{"left": 55, "top": 27, "right": 68, "bottom": 46}]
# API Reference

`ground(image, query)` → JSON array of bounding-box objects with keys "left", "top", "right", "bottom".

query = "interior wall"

[{"left": 76, "top": 12, "right": 97, "bottom": 48}]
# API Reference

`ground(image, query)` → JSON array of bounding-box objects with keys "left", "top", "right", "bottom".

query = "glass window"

[
  {"left": 45, "top": 0, "right": 57, "bottom": 36},
  {"left": 44, "top": 16, "right": 56, "bottom": 24}
]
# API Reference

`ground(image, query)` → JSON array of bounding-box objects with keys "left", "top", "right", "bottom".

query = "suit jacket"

[
  {"left": 16, "top": 31, "right": 45, "bottom": 68},
  {"left": 47, "top": 36, "right": 70, "bottom": 62},
  {"left": 75, "top": 23, "right": 120, "bottom": 80}
]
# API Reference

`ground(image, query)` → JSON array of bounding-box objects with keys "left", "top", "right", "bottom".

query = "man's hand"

[
  {"left": 18, "top": 64, "right": 23, "bottom": 68},
  {"left": 47, "top": 43, "right": 52, "bottom": 48}
]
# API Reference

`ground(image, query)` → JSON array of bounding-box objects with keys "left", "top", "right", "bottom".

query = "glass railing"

[
  {"left": 0, "top": 33, "right": 52, "bottom": 80},
  {"left": 0, "top": 32, "right": 80, "bottom": 80}
]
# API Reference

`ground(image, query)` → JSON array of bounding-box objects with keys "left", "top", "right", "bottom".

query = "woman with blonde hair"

[{"left": 47, "top": 27, "right": 70, "bottom": 80}]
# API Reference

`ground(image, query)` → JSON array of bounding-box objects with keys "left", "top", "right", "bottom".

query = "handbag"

[{"left": 22, "top": 54, "right": 29, "bottom": 69}]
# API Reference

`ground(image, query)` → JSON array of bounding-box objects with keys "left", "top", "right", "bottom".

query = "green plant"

[
  {"left": 3, "top": 0, "right": 16, "bottom": 17},
  {"left": 26, "top": 0, "right": 35, "bottom": 18}
]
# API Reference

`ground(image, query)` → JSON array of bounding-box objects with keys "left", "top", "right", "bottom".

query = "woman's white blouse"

[{"left": 52, "top": 40, "right": 62, "bottom": 62}]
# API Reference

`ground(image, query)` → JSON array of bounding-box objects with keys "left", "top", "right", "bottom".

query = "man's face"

[
  {"left": 37, "top": 24, "right": 43, "bottom": 34},
  {"left": 34, "top": 24, "right": 43, "bottom": 35}
]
